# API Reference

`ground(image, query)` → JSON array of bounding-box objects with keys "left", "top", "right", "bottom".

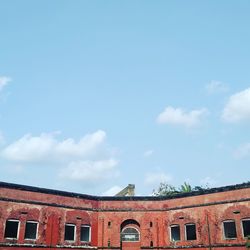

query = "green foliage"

[
  {"left": 179, "top": 182, "right": 192, "bottom": 193},
  {"left": 153, "top": 182, "right": 208, "bottom": 196},
  {"left": 246, "top": 235, "right": 250, "bottom": 248},
  {"left": 152, "top": 182, "right": 178, "bottom": 196}
]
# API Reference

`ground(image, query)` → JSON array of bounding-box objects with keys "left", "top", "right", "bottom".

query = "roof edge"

[{"left": 0, "top": 181, "right": 249, "bottom": 201}]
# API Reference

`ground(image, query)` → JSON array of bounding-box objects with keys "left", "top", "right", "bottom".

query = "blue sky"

[{"left": 1, "top": 1, "right": 250, "bottom": 195}]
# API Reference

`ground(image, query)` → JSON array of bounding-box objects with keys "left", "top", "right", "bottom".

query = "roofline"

[{"left": 0, "top": 181, "right": 250, "bottom": 201}]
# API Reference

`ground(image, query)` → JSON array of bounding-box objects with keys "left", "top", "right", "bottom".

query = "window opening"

[
  {"left": 242, "top": 219, "right": 250, "bottom": 238},
  {"left": 150, "top": 222, "right": 153, "bottom": 227},
  {"left": 64, "top": 224, "right": 75, "bottom": 241},
  {"left": 81, "top": 225, "right": 91, "bottom": 242},
  {"left": 24, "top": 221, "right": 38, "bottom": 240},
  {"left": 4, "top": 220, "right": 19, "bottom": 239},
  {"left": 150, "top": 241, "right": 153, "bottom": 247},
  {"left": 185, "top": 224, "right": 197, "bottom": 240},
  {"left": 108, "top": 221, "right": 111, "bottom": 228},
  {"left": 223, "top": 220, "right": 237, "bottom": 239},
  {"left": 170, "top": 225, "right": 180, "bottom": 241},
  {"left": 121, "top": 227, "right": 140, "bottom": 242}
]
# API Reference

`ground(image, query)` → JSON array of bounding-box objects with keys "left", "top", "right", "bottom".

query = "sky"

[{"left": 1, "top": 1, "right": 250, "bottom": 196}]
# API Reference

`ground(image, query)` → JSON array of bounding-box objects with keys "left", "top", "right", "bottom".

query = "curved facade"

[{"left": 0, "top": 181, "right": 250, "bottom": 250}]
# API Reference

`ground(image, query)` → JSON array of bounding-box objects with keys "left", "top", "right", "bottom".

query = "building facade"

[{"left": 0, "top": 181, "right": 250, "bottom": 250}]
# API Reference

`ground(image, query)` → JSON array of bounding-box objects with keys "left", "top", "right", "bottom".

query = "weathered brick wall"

[
  {"left": 98, "top": 187, "right": 250, "bottom": 249},
  {"left": 0, "top": 183, "right": 249, "bottom": 249},
  {"left": 0, "top": 188, "right": 99, "bottom": 249}
]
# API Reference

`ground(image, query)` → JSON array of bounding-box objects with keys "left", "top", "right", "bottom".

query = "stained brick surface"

[{"left": 0, "top": 182, "right": 249, "bottom": 250}]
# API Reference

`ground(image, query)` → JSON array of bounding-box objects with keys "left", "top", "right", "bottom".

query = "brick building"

[{"left": 0, "top": 181, "right": 250, "bottom": 250}]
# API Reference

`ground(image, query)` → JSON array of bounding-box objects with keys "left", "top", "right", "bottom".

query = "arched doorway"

[{"left": 120, "top": 219, "right": 140, "bottom": 250}]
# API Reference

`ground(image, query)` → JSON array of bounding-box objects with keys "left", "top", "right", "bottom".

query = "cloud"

[
  {"left": 0, "top": 76, "right": 11, "bottom": 91},
  {"left": 59, "top": 159, "right": 119, "bottom": 182},
  {"left": 1, "top": 130, "right": 119, "bottom": 183},
  {"left": 233, "top": 143, "right": 250, "bottom": 159},
  {"left": 144, "top": 172, "right": 172, "bottom": 186},
  {"left": 157, "top": 106, "right": 208, "bottom": 128},
  {"left": 102, "top": 185, "right": 123, "bottom": 196},
  {"left": 222, "top": 88, "right": 250, "bottom": 123},
  {"left": 205, "top": 80, "right": 229, "bottom": 94},
  {"left": 143, "top": 149, "right": 154, "bottom": 157},
  {"left": 2, "top": 130, "right": 107, "bottom": 162}
]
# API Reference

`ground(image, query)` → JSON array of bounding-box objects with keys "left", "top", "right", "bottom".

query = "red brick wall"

[{"left": 0, "top": 184, "right": 249, "bottom": 249}]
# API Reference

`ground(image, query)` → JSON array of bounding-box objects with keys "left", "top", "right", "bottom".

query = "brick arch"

[
  {"left": 214, "top": 204, "right": 250, "bottom": 243},
  {"left": 120, "top": 219, "right": 141, "bottom": 248},
  {"left": 167, "top": 211, "right": 201, "bottom": 244},
  {"left": 66, "top": 210, "right": 91, "bottom": 225},
  {"left": 120, "top": 219, "right": 140, "bottom": 231},
  {"left": 6, "top": 207, "right": 40, "bottom": 221},
  {"left": 168, "top": 211, "right": 196, "bottom": 225},
  {"left": 221, "top": 204, "right": 250, "bottom": 221}
]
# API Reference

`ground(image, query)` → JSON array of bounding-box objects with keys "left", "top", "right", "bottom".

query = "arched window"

[{"left": 121, "top": 227, "right": 140, "bottom": 242}]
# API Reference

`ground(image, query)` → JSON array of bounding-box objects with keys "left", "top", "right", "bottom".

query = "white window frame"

[
  {"left": 223, "top": 220, "right": 237, "bottom": 239},
  {"left": 64, "top": 224, "right": 76, "bottom": 242},
  {"left": 80, "top": 225, "right": 91, "bottom": 242},
  {"left": 185, "top": 223, "right": 197, "bottom": 241},
  {"left": 4, "top": 219, "right": 20, "bottom": 240},
  {"left": 170, "top": 224, "right": 181, "bottom": 242},
  {"left": 241, "top": 218, "right": 250, "bottom": 238},
  {"left": 24, "top": 221, "right": 39, "bottom": 240},
  {"left": 121, "top": 226, "right": 140, "bottom": 242}
]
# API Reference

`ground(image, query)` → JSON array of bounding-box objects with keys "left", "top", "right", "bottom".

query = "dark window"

[
  {"left": 64, "top": 224, "right": 75, "bottom": 241},
  {"left": 150, "top": 241, "right": 153, "bottom": 247},
  {"left": 121, "top": 227, "right": 140, "bottom": 242},
  {"left": 185, "top": 224, "right": 197, "bottom": 240},
  {"left": 108, "top": 221, "right": 111, "bottom": 227},
  {"left": 24, "top": 221, "right": 38, "bottom": 240},
  {"left": 170, "top": 225, "right": 180, "bottom": 241},
  {"left": 150, "top": 222, "right": 153, "bottom": 227},
  {"left": 242, "top": 219, "right": 250, "bottom": 238},
  {"left": 4, "top": 220, "right": 19, "bottom": 239},
  {"left": 223, "top": 221, "right": 237, "bottom": 239},
  {"left": 81, "top": 225, "right": 90, "bottom": 242}
]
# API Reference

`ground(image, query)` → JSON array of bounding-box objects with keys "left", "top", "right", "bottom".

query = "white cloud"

[
  {"left": 233, "top": 143, "right": 250, "bottom": 159},
  {"left": 2, "top": 130, "right": 107, "bottom": 162},
  {"left": 1, "top": 130, "right": 119, "bottom": 183},
  {"left": 143, "top": 149, "right": 154, "bottom": 157},
  {"left": 205, "top": 80, "right": 229, "bottom": 94},
  {"left": 157, "top": 106, "right": 208, "bottom": 128},
  {"left": 59, "top": 159, "right": 119, "bottom": 182},
  {"left": 102, "top": 185, "right": 123, "bottom": 196},
  {"left": 0, "top": 76, "right": 11, "bottom": 91},
  {"left": 222, "top": 88, "right": 250, "bottom": 123},
  {"left": 144, "top": 172, "right": 172, "bottom": 186}
]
